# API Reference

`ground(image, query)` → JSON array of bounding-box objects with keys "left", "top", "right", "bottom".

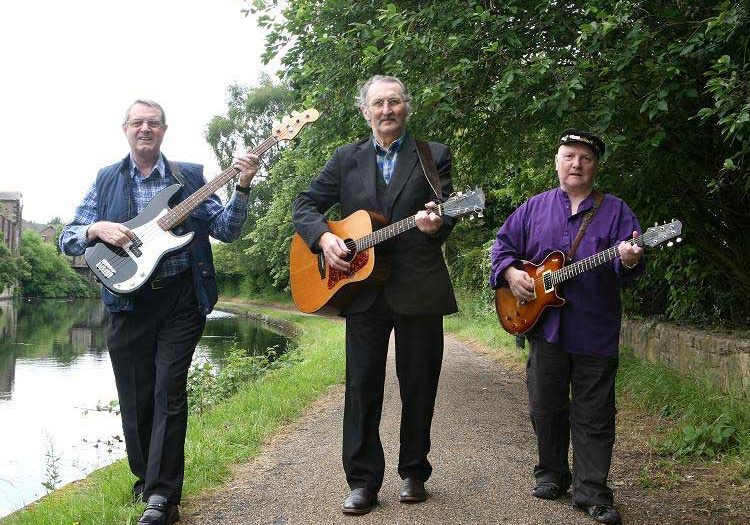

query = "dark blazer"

[{"left": 292, "top": 133, "right": 458, "bottom": 316}]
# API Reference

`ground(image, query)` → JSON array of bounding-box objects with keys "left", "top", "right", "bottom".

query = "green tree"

[
  {"left": 206, "top": 78, "right": 305, "bottom": 294},
  {"left": 0, "top": 238, "right": 30, "bottom": 292},
  {"left": 233, "top": 0, "right": 749, "bottom": 326},
  {"left": 18, "top": 230, "right": 93, "bottom": 298}
]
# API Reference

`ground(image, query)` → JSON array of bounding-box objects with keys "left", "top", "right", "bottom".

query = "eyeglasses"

[
  {"left": 368, "top": 98, "right": 404, "bottom": 109},
  {"left": 126, "top": 119, "right": 165, "bottom": 129}
]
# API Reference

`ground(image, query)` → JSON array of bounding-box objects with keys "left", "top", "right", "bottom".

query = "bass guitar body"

[
  {"left": 85, "top": 185, "right": 194, "bottom": 295},
  {"left": 290, "top": 210, "right": 389, "bottom": 315},
  {"left": 495, "top": 250, "right": 566, "bottom": 335}
]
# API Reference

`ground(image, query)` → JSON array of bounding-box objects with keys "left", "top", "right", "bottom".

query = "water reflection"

[{"left": 0, "top": 298, "right": 287, "bottom": 518}]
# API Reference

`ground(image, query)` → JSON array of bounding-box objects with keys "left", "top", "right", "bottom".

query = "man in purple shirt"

[{"left": 490, "top": 130, "right": 644, "bottom": 525}]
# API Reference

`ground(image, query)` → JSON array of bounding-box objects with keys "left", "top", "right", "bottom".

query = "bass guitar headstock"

[{"left": 272, "top": 108, "right": 320, "bottom": 143}]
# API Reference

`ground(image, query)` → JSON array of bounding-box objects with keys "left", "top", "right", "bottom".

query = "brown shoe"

[
  {"left": 342, "top": 488, "right": 377, "bottom": 515},
  {"left": 399, "top": 477, "right": 427, "bottom": 503}
]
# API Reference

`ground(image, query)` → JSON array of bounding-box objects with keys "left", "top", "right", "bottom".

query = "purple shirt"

[{"left": 490, "top": 188, "right": 644, "bottom": 357}]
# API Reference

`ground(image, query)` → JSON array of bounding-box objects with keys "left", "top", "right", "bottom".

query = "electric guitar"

[
  {"left": 86, "top": 108, "right": 320, "bottom": 295},
  {"left": 289, "top": 188, "right": 485, "bottom": 314},
  {"left": 495, "top": 219, "right": 682, "bottom": 335}
]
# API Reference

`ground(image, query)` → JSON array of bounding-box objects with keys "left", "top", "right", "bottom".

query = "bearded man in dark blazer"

[{"left": 292, "top": 75, "right": 457, "bottom": 515}]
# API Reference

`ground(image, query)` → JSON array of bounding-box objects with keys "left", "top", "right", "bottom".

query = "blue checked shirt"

[
  {"left": 60, "top": 153, "right": 248, "bottom": 279},
  {"left": 374, "top": 133, "right": 406, "bottom": 184}
]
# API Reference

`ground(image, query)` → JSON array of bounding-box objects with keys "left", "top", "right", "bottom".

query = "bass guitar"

[
  {"left": 85, "top": 109, "right": 319, "bottom": 295},
  {"left": 290, "top": 188, "right": 485, "bottom": 314},
  {"left": 495, "top": 219, "right": 682, "bottom": 335}
]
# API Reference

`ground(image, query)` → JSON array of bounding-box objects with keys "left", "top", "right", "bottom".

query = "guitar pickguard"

[{"left": 327, "top": 251, "right": 369, "bottom": 289}]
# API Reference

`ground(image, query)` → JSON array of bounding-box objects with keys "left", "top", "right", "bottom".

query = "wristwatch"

[{"left": 235, "top": 183, "right": 250, "bottom": 194}]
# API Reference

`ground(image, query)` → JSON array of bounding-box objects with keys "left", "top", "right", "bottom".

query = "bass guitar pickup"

[
  {"left": 95, "top": 258, "right": 117, "bottom": 278},
  {"left": 126, "top": 235, "right": 143, "bottom": 257}
]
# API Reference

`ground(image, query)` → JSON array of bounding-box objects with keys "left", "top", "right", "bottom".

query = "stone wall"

[{"left": 620, "top": 319, "right": 750, "bottom": 399}]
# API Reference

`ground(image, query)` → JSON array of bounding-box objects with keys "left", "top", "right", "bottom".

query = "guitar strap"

[
  {"left": 415, "top": 140, "right": 444, "bottom": 203},
  {"left": 168, "top": 161, "right": 186, "bottom": 185},
  {"left": 566, "top": 190, "right": 604, "bottom": 262}
]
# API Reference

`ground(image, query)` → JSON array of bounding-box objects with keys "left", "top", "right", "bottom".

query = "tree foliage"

[
  {"left": 219, "top": 0, "right": 750, "bottom": 327},
  {"left": 18, "top": 231, "right": 93, "bottom": 298},
  {"left": 207, "top": 78, "right": 313, "bottom": 294},
  {"left": 0, "top": 238, "right": 30, "bottom": 292}
]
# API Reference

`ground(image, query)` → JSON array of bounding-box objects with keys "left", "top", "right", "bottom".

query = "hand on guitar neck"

[
  {"left": 317, "top": 200, "right": 443, "bottom": 274},
  {"left": 414, "top": 201, "right": 443, "bottom": 235},
  {"left": 617, "top": 230, "right": 643, "bottom": 268}
]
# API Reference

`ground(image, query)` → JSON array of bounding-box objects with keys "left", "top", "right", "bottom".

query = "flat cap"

[{"left": 559, "top": 128, "right": 605, "bottom": 157}]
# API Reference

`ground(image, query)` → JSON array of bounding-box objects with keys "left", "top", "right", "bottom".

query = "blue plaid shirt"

[
  {"left": 60, "top": 153, "right": 248, "bottom": 279},
  {"left": 374, "top": 133, "right": 406, "bottom": 184}
]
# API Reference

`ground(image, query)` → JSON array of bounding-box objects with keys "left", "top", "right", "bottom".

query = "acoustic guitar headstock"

[{"left": 441, "top": 188, "right": 486, "bottom": 220}]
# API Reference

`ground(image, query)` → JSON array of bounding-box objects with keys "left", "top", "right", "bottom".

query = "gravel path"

[{"left": 181, "top": 334, "right": 600, "bottom": 525}]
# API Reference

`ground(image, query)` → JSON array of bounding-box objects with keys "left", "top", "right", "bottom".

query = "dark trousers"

[
  {"left": 526, "top": 336, "right": 619, "bottom": 506},
  {"left": 106, "top": 273, "right": 205, "bottom": 504},
  {"left": 343, "top": 292, "right": 444, "bottom": 493}
]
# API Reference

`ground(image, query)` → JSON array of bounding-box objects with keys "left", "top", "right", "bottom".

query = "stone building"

[
  {"left": 0, "top": 191, "right": 22, "bottom": 299},
  {"left": 0, "top": 192, "right": 21, "bottom": 253},
  {"left": 37, "top": 225, "right": 56, "bottom": 243}
]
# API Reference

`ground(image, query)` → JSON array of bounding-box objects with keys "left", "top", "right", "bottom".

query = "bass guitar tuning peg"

[
  {"left": 477, "top": 211, "right": 484, "bottom": 218},
  {"left": 667, "top": 241, "right": 673, "bottom": 247},
  {"left": 677, "top": 237, "right": 682, "bottom": 243}
]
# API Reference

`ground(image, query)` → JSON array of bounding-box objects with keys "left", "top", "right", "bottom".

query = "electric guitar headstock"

[{"left": 642, "top": 219, "right": 683, "bottom": 248}]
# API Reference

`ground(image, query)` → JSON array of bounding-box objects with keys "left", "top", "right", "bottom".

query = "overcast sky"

[{"left": 0, "top": 0, "right": 280, "bottom": 223}]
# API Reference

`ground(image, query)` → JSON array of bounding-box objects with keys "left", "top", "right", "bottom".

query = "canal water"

[{"left": 0, "top": 298, "right": 287, "bottom": 518}]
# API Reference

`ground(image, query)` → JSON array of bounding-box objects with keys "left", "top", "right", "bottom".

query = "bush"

[
  {"left": 660, "top": 417, "right": 738, "bottom": 459},
  {"left": 186, "top": 344, "right": 295, "bottom": 414},
  {"left": 18, "top": 231, "right": 94, "bottom": 297}
]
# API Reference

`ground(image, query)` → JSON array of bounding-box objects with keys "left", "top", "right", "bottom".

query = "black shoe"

[
  {"left": 342, "top": 488, "right": 377, "bottom": 515},
  {"left": 132, "top": 480, "right": 145, "bottom": 503},
  {"left": 532, "top": 482, "right": 567, "bottom": 500},
  {"left": 138, "top": 495, "right": 180, "bottom": 525},
  {"left": 577, "top": 504, "right": 621, "bottom": 524},
  {"left": 399, "top": 478, "right": 427, "bottom": 503}
]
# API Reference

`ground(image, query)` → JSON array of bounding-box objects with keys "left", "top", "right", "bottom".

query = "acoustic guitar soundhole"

[{"left": 327, "top": 251, "right": 369, "bottom": 289}]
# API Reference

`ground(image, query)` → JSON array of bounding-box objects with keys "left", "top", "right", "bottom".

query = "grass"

[
  {"left": 617, "top": 349, "right": 750, "bottom": 465},
  {"left": 0, "top": 304, "right": 344, "bottom": 525}
]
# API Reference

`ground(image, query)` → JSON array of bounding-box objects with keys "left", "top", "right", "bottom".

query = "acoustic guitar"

[
  {"left": 85, "top": 108, "right": 319, "bottom": 295},
  {"left": 495, "top": 219, "right": 682, "bottom": 335},
  {"left": 290, "top": 188, "right": 485, "bottom": 314}
]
